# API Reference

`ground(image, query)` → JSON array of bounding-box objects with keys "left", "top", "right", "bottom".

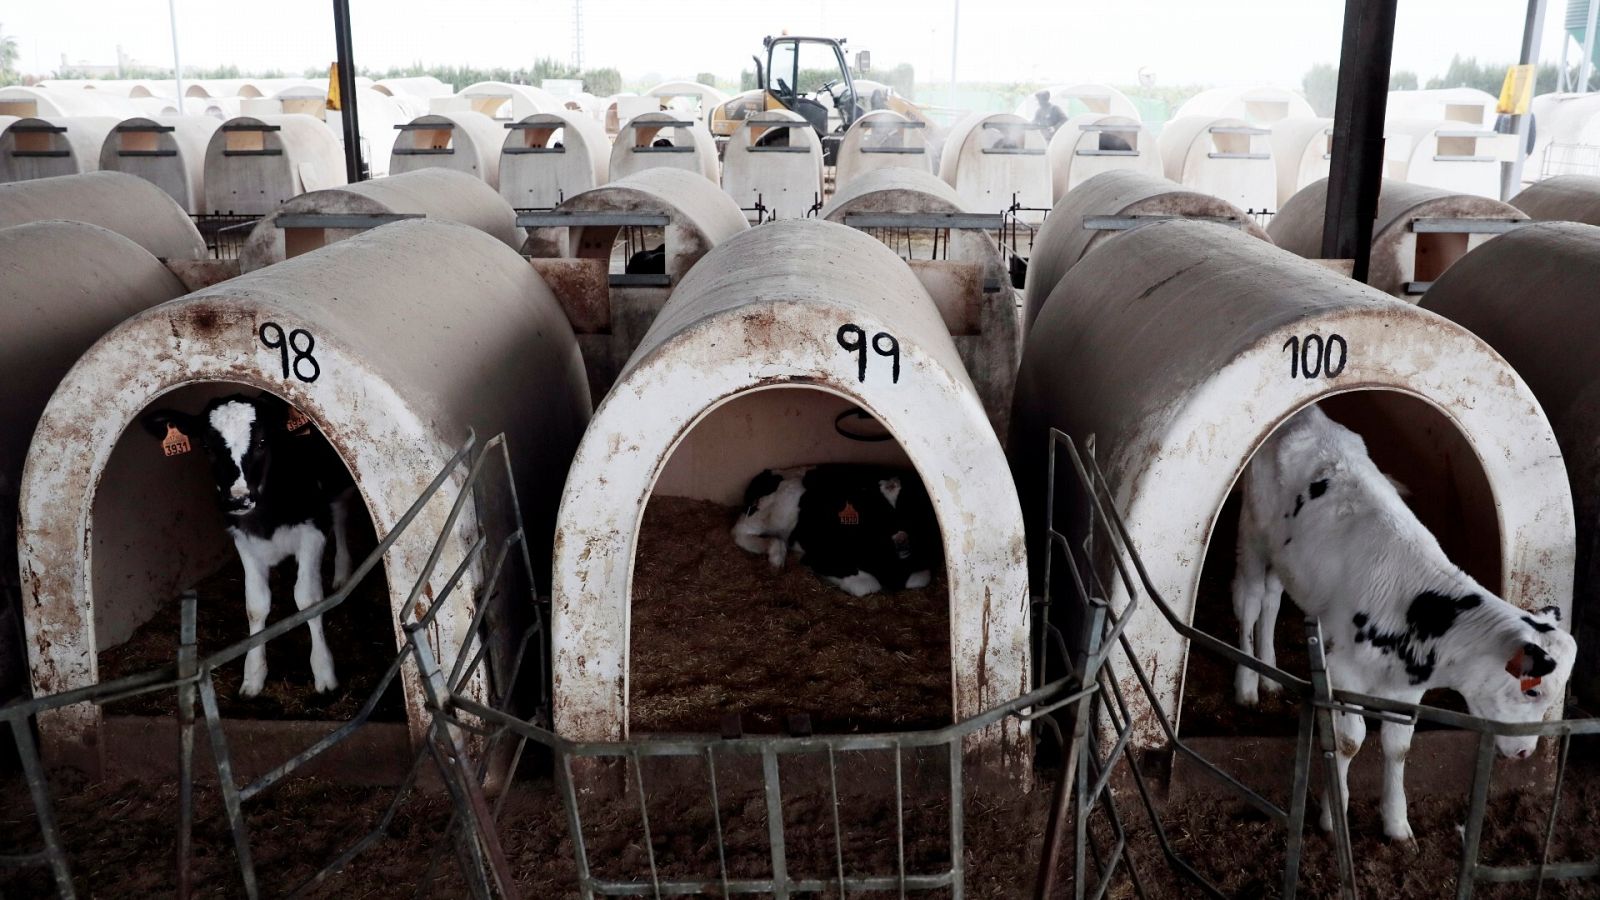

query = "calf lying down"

[
  {"left": 734, "top": 465, "right": 939, "bottom": 596},
  {"left": 1233, "top": 405, "right": 1575, "bottom": 842}
]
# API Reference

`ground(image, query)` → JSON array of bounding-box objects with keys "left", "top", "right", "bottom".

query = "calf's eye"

[{"left": 1524, "top": 688, "right": 1541, "bottom": 699}]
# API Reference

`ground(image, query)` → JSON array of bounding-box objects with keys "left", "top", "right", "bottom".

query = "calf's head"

[
  {"left": 142, "top": 393, "right": 295, "bottom": 517},
  {"left": 1458, "top": 606, "right": 1576, "bottom": 760}
]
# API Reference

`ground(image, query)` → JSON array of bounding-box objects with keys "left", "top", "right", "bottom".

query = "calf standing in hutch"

[
  {"left": 1233, "top": 405, "right": 1575, "bottom": 842},
  {"left": 144, "top": 393, "right": 355, "bottom": 696}
]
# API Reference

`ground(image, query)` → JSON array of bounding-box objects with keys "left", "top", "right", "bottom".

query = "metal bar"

[
  {"left": 220, "top": 123, "right": 282, "bottom": 132},
  {"left": 746, "top": 146, "right": 812, "bottom": 153},
  {"left": 1076, "top": 149, "right": 1141, "bottom": 157},
  {"left": 1082, "top": 214, "right": 1245, "bottom": 231},
  {"left": 1322, "top": 0, "right": 1398, "bottom": 280},
  {"left": 11, "top": 716, "right": 75, "bottom": 898},
  {"left": 274, "top": 212, "right": 423, "bottom": 229},
  {"left": 1583, "top": 0, "right": 1600, "bottom": 94},
  {"left": 1306, "top": 621, "right": 1358, "bottom": 899},
  {"left": 1409, "top": 217, "right": 1528, "bottom": 234},
  {"left": 557, "top": 754, "right": 597, "bottom": 899},
  {"left": 501, "top": 146, "right": 566, "bottom": 154},
  {"left": 8, "top": 151, "right": 71, "bottom": 158},
  {"left": 116, "top": 150, "right": 180, "bottom": 157},
  {"left": 826, "top": 747, "right": 846, "bottom": 894},
  {"left": 199, "top": 672, "right": 260, "bottom": 899},
  {"left": 860, "top": 119, "right": 927, "bottom": 129},
  {"left": 859, "top": 147, "right": 926, "bottom": 154},
  {"left": 842, "top": 213, "right": 1003, "bottom": 229},
  {"left": 629, "top": 751, "right": 663, "bottom": 899},
  {"left": 177, "top": 592, "right": 197, "bottom": 900},
  {"left": 391, "top": 148, "right": 455, "bottom": 156},
  {"left": 394, "top": 122, "right": 454, "bottom": 130},
  {"left": 706, "top": 748, "right": 732, "bottom": 897},
  {"left": 894, "top": 742, "right": 907, "bottom": 898},
  {"left": 1208, "top": 126, "right": 1271, "bottom": 135},
  {"left": 631, "top": 146, "right": 695, "bottom": 153},
  {"left": 1433, "top": 155, "right": 1498, "bottom": 162},
  {"left": 609, "top": 273, "right": 672, "bottom": 287},
  {"left": 1206, "top": 152, "right": 1271, "bottom": 160},
  {"left": 9, "top": 124, "right": 67, "bottom": 133},
  {"left": 980, "top": 148, "right": 1046, "bottom": 155},
  {"left": 1456, "top": 730, "right": 1498, "bottom": 898},
  {"left": 1281, "top": 684, "right": 1316, "bottom": 900},
  {"left": 221, "top": 149, "right": 285, "bottom": 157},
  {"left": 516, "top": 212, "right": 671, "bottom": 228},
  {"left": 762, "top": 748, "right": 790, "bottom": 899},
  {"left": 117, "top": 123, "right": 177, "bottom": 133},
  {"left": 624, "top": 119, "right": 695, "bottom": 128}
]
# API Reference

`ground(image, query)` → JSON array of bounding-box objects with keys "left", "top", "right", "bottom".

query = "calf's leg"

[
  {"left": 293, "top": 526, "right": 339, "bottom": 693},
  {"left": 331, "top": 492, "right": 353, "bottom": 590},
  {"left": 235, "top": 537, "right": 273, "bottom": 698},
  {"left": 1379, "top": 720, "right": 1416, "bottom": 843},
  {"left": 1256, "top": 574, "right": 1284, "bottom": 696},
  {"left": 1319, "top": 709, "right": 1366, "bottom": 833},
  {"left": 1231, "top": 539, "right": 1268, "bottom": 706}
]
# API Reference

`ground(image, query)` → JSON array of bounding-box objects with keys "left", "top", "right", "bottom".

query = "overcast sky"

[{"left": 2, "top": 1, "right": 1575, "bottom": 90}]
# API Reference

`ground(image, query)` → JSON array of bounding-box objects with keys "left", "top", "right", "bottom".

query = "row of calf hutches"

[
  {"left": 202, "top": 115, "right": 346, "bottom": 215},
  {"left": 1009, "top": 216, "right": 1573, "bottom": 747},
  {"left": 14, "top": 218, "right": 592, "bottom": 756},
  {"left": 498, "top": 110, "right": 612, "bottom": 210},
  {"left": 834, "top": 109, "right": 935, "bottom": 192},
  {"left": 721, "top": 110, "right": 824, "bottom": 221}
]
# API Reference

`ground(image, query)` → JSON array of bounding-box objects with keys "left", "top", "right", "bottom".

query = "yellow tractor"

[{"left": 708, "top": 35, "right": 930, "bottom": 164}]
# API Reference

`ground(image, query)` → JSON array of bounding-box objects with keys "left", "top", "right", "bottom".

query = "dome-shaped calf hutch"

[
  {"left": 1419, "top": 221, "right": 1600, "bottom": 702},
  {"left": 834, "top": 110, "right": 935, "bottom": 192},
  {"left": 645, "top": 80, "right": 729, "bottom": 125},
  {"left": 821, "top": 167, "right": 1017, "bottom": 435},
  {"left": 0, "top": 220, "right": 189, "bottom": 706},
  {"left": 1267, "top": 117, "right": 1333, "bottom": 208},
  {"left": 498, "top": 111, "right": 610, "bottom": 212},
  {"left": 551, "top": 218, "right": 1030, "bottom": 775},
  {"left": 98, "top": 116, "right": 220, "bottom": 214},
  {"left": 238, "top": 168, "right": 521, "bottom": 272},
  {"left": 202, "top": 115, "right": 347, "bottom": 215},
  {"left": 1020, "top": 170, "right": 1270, "bottom": 331},
  {"left": 1016, "top": 83, "right": 1142, "bottom": 122},
  {"left": 458, "top": 81, "right": 562, "bottom": 121},
  {"left": 1269, "top": 178, "right": 1527, "bottom": 298},
  {"left": 1010, "top": 219, "right": 1573, "bottom": 751},
  {"left": 609, "top": 112, "right": 719, "bottom": 183},
  {"left": 522, "top": 168, "right": 749, "bottom": 398},
  {"left": 1046, "top": 114, "right": 1162, "bottom": 203},
  {"left": 1157, "top": 116, "right": 1276, "bottom": 212},
  {"left": 1510, "top": 174, "right": 1600, "bottom": 224},
  {"left": 0, "top": 171, "right": 207, "bottom": 261},
  {"left": 17, "top": 219, "right": 591, "bottom": 763},
  {"left": 0, "top": 116, "right": 119, "bottom": 182},
  {"left": 938, "top": 113, "right": 1051, "bottom": 219},
  {"left": 389, "top": 111, "right": 506, "bottom": 189},
  {"left": 1173, "top": 86, "right": 1315, "bottom": 125},
  {"left": 1383, "top": 118, "right": 1508, "bottom": 199},
  {"left": 721, "top": 110, "right": 824, "bottom": 221}
]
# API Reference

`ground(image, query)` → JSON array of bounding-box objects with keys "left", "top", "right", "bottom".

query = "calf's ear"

[{"left": 1537, "top": 605, "right": 1562, "bottom": 623}]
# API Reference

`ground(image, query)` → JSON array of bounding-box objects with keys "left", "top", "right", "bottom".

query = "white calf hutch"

[
  {"left": 938, "top": 113, "right": 1051, "bottom": 219},
  {"left": 1010, "top": 218, "right": 1574, "bottom": 750},
  {"left": 1383, "top": 118, "right": 1510, "bottom": 199},
  {"left": 98, "top": 116, "right": 221, "bottom": 214},
  {"left": 0, "top": 171, "right": 207, "bottom": 261},
  {"left": 389, "top": 111, "right": 506, "bottom": 190},
  {"left": 1528, "top": 93, "right": 1600, "bottom": 182},
  {"left": 17, "top": 220, "right": 591, "bottom": 762},
  {"left": 1512, "top": 173, "right": 1600, "bottom": 223},
  {"left": 457, "top": 82, "right": 562, "bottom": 121},
  {"left": 820, "top": 167, "right": 1018, "bottom": 436},
  {"left": 238, "top": 168, "right": 522, "bottom": 272},
  {"left": 1173, "top": 86, "right": 1315, "bottom": 125},
  {"left": 1046, "top": 114, "right": 1162, "bottom": 202},
  {"left": 833, "top": 110, "right": 935, "bottom": 192},
  {"left": 1419, "top": 221, "right": 1600, "bottom": 702},
  {"left": 0, "top": 85, "right": 136, "bottom": 119},
  {"left": 1268, "top": 117, "right": 1333, "bottom": 207},
  {"left": 1386, "top": 88, "right": 1499, "bottom": 129},
  {"left": 523, "top": 167, "right": 749, "bottom": 398},
  {"left": 646, "top": 80, "right": 730, "bottom": 125},
  {"left": 201, "top": 115, "right": 347, "bottom": 216},
  {"left": 498, "top": 110, "right": 611, "bottom": 211},
  {"left": 1157, "top": 116, "right": 1277, "bottom": 212},
  {"left": 1015, "top": 83, "right": 1141, "bottom": 122},
  {"left": 0, "top": 220, "right": 190, "bottom": 704},
  {"left": 1020, "top": 169, "right": 1270, "bottom": 331},
  {"left": 550, "top": 218, "right": 1031, "bottom": 773},
  {"left": 1268, "top": 178, "right": 1528, "bottom": 298},
  {"left": 609, "top": 112, "right": 719, "bottom": 183},
  {"left": 720, "top": 110, "right": 824, "bottom": 220},
  {"left": 0, "top": 117, "right": 118, "bottom": 183}
]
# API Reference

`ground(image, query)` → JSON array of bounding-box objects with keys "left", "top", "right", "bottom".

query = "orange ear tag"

[
  {"left": 162, "top": 424, "right": 191, "bottom": 457},
  {"left": 1522, "top": 675, "right": 1542, "bottom": 691},
  {"left": 284, "top": 406, "right": 311, "bottom": 433},
  {"left": 838, "top": 502, "right": 859, "bottom": 526}
]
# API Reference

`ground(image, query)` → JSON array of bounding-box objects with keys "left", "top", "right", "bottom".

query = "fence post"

[{"left": 1305, "top": 618, "right": 1358, "bottom": 899}]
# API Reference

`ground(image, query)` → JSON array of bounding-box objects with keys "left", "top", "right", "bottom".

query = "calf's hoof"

[{"left": 240, "top": 677, "right": 266, "bottom": 698}]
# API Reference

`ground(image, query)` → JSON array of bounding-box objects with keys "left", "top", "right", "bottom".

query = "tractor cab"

[{"left": 754, "top": 35, "right": 863, "bottom": 161}]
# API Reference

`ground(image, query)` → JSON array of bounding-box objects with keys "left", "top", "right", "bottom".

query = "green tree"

[
  {"left": 1389, "top": 70, "right": 1419, "bottom": 91},
  {"left": 581, "top": 67, "right": 621, "bottom": 96},
  {"left": 694, "top": 71, "right": 718, "bottom": 89},
  {"left": 0, "top": 23, "right": 21, "bottom": 86},
  {"left": 1302, "top": 62, "right": 1338, "bottom": 116}
]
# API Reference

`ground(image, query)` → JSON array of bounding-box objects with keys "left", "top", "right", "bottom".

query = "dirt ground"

[{"left": 629, "top": 496, "right": 952, "bottom": 736}]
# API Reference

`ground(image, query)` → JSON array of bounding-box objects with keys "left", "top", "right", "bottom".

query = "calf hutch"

[
  {"left": 523, "top": 167, "right": 748, "bottom": 397},
  {"left": 1046, "top": 114, "right": 1162, "bottom": 202},
  {"left": 1269, "top": 177, "right": 1528, "bottom": 298},
  {"left": 0, "top": 116, "right": 118, "bottom": 183},
  {"left": 646, "top": 80, "right": 730, "bottom": 125},
  {"left": 1015, "top": 83, "right": 1142, "bottom": 122},
  {"left": 550, "top": 218, "right": 1031, "bottom": 774},
  {"left": 457, "top": 81, "right": 562, "bottom": 121},
  {"left": 833, "top": 110, "right": 934, "bottom": 192},
  {"left": 820, "top": 166, "right": 1018, "bottom": 435},
  {"left": 1383, "top": 118, "right": 1509, "bottom": 198},
  {"left": 609, "top": 111, "right": 719, "bottom": 183},
  {"left": 0, "top": 171, "right": 207, "bottom": 261},
  {"left": 938, "top": 112, "right": 1051, "bottom": 219},
  {"left": 202, "top": 115, "right": 346, "bottom": 216},
  {"left": 1268, "top": 117, "right": 1333, "bottom": 207},
  {"left": 1420, "top": 221, "right": 1600, "bottom": 703},
  {"left": 1511, "top": 173, "right": 1600, "bottom": 224},
  {"left": 1020, "top": 169, "right": 1270, "bottom": 331},
  {"left": 1157, "top": 116, "right": 1276, "bottom": 212},
  {"left": 1173, "top": 86, "right": 1315, "bottom": 125},
  {"left": 98, "top": 116, "right": 220, "bottom": 214},
  {"left": 16, "top": 219, "right": 591, "bottom": 764},
  {"left": 721, "top": 110, "right": 824, "bottom": 221},
  {"left": 238, "top": 168, "right": 521, "bottom": 272},
  {"left": 497, "top": 110, "right": 611, "bottom": 211},
  {"left": 0, "top": 85, "right": 136, "bottom": 119},
  {"left": 389, "top": 111, "right": 506, "bottom": 190},
  {"left": 1010, "top": 218, "right": 1573, "bottom": 751},
  {"left": 0, "top": 220, "right": 190, "bottom": 704}
]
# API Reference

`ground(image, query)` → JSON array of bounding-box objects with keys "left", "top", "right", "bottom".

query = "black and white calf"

[
  {"left": 144, "top": 393, "right": 356, "bottom": 697},
  {"left": 733, "top": 464, "right": 939, "bottom": 596},
  {"left": 1233, "top": 404, "right": 1576, "bottom": 841}
]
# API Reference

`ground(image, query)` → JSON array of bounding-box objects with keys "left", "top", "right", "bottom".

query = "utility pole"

[
  {"left": 167, "top": 0, "right": 184, "bottom": 109},
  {"left": 1583, "top": 0, "right": 1600, "bottom": 91},
  {"left": 332, "top": 0, "right": 365, "bottom": 182},
  {"left": 949, "top": 0, "right": 960, "bottom": 106},
  {"left": 573, "top": 0, "right": 585, "bottom": 73},
  {"left": 1505, "top": 0, "right": 1547, "bottom": 197},
  {"left": 1321, "top": 0, "right": 1398, "bottom": 283}
]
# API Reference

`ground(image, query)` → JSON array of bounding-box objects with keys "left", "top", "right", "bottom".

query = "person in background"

[{"left": 1033, "top": 89, "right": 1068, "bottom": 141}]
